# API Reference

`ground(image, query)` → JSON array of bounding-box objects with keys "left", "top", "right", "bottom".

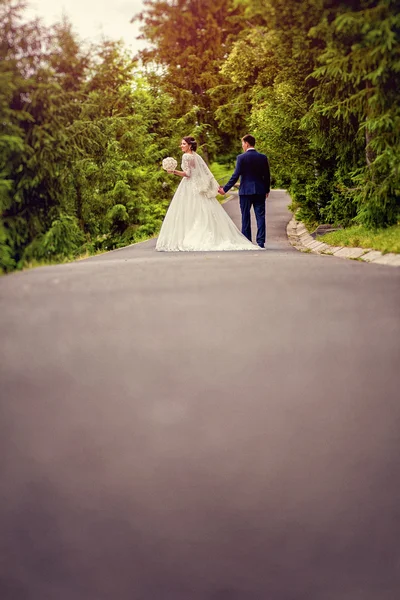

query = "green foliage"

[
  {"left": 0, "top": 220, "right": 15, "bottom": 273},
  {"left": 106, "top": 203, "right": 131, "bottom": 237},
  {"left": 24, "top": 214, "right": 85, "bottom": 261},
  {"left": 216, "top": 0, "right": 328, "bottom": 196},
  {"left": 0, "top": 1, "right": 177, "bottom": 272},
  {"left": 311, "top": 0, "right": 400, "bottom": 227},
  {"left": 1, "top": 0, "right": 398, "bottom": 274},
  {"left": 216, "top": 0, "right": 399, "bottom": 229},
  {"left": 134, "top": 0, "right": 248, "bottom": 160}
]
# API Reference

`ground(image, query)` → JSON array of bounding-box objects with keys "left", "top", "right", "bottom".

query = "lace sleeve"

[{"left": 181, "top": 153, "right": 195, "bottom": 178}]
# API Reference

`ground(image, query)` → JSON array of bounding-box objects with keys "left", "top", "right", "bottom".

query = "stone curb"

[{"left": 287, "top": 217, "right": 400, "bottom": 268}]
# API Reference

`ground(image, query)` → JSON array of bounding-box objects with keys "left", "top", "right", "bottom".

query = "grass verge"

[{"left": 317, "top": 224, "right": 400, "bottom": 255}]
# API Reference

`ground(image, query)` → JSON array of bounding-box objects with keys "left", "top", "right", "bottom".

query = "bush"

[
  {"left": 106, "top": 204, "right": 129, "bottom": 234},
  {"left": 23, "top": 215, "right": 84, "bottom": 262}
]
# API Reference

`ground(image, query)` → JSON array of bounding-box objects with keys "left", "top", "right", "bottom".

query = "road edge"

[{"left": 287, "top": 217, "right": 400, "bottom": 267}]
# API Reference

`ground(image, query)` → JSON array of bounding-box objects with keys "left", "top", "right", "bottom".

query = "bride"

[{"left": 156, "top": 137, "right": 260, "bottom": 252}]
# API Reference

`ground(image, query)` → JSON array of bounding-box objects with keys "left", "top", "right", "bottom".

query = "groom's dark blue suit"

[{"left": 223, "top": 149, "right": 270, "bottom": 248}]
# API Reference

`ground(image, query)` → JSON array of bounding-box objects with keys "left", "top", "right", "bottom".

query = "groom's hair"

[{"left": 242, "top": 134, "right": 256, "bottom": 147}]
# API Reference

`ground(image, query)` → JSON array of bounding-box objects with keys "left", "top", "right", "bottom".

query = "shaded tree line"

[{"left": 0, "top": 0, "right": 178, "bottom": 273}]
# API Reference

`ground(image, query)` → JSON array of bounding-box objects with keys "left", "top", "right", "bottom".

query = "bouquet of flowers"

[{"left": 162, "top": 157, "right": 178, "bottom": 172}]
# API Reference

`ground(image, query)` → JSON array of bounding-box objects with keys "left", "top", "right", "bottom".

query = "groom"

[{"left": 218, "top": 134, "right": 270, "bottom": 248}]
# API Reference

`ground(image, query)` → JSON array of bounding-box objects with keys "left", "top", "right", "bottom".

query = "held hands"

[{"left": 218, "top": 187, "right": 225, "bottom": 195}]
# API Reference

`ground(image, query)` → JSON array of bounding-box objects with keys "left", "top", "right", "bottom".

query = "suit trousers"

[{"left": 239, "top": 194, "right": 266, "bottom": 247}]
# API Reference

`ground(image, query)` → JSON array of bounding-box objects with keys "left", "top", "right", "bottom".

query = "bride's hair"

[{"left": 183, "top": 136, "right": 197, "bottom": 151}]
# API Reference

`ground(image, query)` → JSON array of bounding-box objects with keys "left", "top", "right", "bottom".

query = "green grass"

[
  {"left": 209, "top": 161, "right": 234, "bottom": 185},
  {"left": 317, "top": 224, "right": 400, "bottom": 254},
  {"left": 210, "top": 161, "right": 237, "bottom": 202}
]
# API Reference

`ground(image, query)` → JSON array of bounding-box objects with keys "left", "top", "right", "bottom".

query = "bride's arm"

[
  {"left": 168, "top": 169, "right": 188, "bottom": 178},
  {"left": 172, "top": 153, "right": 192, "bottom": 178}
]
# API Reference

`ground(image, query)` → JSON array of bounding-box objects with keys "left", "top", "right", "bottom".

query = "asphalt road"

[{"left": 1, "top": 191, "right": 399, "bottom": 600}]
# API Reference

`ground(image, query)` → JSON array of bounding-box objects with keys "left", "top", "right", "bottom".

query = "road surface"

[{"left": 1, "top": 191, "right": 399, "bottom": 599}]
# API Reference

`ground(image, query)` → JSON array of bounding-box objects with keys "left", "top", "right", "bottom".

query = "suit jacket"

[{"left": 223, "top": 149, "right": 270, "bottom": 196}]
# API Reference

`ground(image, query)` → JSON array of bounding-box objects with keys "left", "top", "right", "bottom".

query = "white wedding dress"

[{"left": 156, "top": 152, "right": 259, "bottom": 252}]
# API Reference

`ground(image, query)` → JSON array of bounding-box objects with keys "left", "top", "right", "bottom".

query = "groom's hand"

[{"left": 218, "top": 187, "right": 225, "bottom": 195}]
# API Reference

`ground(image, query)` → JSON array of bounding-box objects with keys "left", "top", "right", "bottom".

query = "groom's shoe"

[{"left": 258, "top": 243, "right": 265, "bottom": 248}]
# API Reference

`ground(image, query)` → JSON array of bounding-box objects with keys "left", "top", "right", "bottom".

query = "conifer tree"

[{"left": 312, "top": 0, "right": 400, "bottom": 227}]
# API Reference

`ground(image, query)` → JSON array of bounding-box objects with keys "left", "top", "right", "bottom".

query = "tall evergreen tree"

[{"left": 312, "top": 0, "right": 400, "bottom": 227}]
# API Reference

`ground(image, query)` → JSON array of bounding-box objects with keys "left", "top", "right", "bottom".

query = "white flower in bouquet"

[{"left": 162, "top": 157, "right": 178, "bottom": 172}]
